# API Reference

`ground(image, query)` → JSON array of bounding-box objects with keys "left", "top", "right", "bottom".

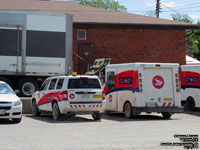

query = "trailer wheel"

[
  {"left": 124, "top": 102, "right": 133, "bottom": 119},
  {"left": 162, "top": 112, "right": 172, "bottom": 119},
  {"left": 17, "top": 78, "right": 38, "bottom": 97},
  {"left": 0, "top": 77, "right": 13, "bottom": 88},
  {"left": 185, "top": 97, "right": 196, "bottom": 111}
]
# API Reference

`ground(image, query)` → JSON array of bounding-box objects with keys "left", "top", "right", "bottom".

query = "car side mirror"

[{"left": 15, "top": 90, "right": 20, "bottom": 94}]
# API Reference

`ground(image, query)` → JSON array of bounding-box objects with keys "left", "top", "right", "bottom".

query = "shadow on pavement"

[
  {"left": 102, "top": 112, "right": 177, "bottom": 122},
  {"left": 25, "top": 114, "right": 99, "bottom": 124},
  {"left": 25, "top": 112, "right": 179, "bottom": 123},
  {"left": 183, "top": 109, "right": 200, "bottom": 117}
]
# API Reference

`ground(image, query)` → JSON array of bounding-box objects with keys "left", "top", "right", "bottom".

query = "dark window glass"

[
  {"left": 107, "top": 72, "right": 115, "bottom": 90},
  {"left": 40, "top": 79, "right": 50, "bottom": 91},
  {"left": 49, "top": 79, "right": 57, "bottom": 90},
  {"left": 68, "top": 78, "right": 101, "bottom": 89},
  {"left": 56, "top": 79, "right": 64, "bottom": 89}
]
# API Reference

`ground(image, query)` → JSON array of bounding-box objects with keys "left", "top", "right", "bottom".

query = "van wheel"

[
  {"left": 32, "top": 100, "right": 40, "bottom": 117},
  {"left": 13, "top": 118, "right": 22, "bottom": 123},
  {"left": 162, "top": 112, "right": 172, "bottom": 119},
  {"left": 92, "top": 112, "right": 102, "bottom": 120},
  {"left": 52, "top": 102, "right": 61, "bottom": 121},
  {"left": 17, "top": 78, "right": 38, "bottom": 97},
  {"left": 124, "top": 102, "right": 133, "bottom": 119},
  {"left": 185, "top": 97, "right": 195, "bottom": 110}
]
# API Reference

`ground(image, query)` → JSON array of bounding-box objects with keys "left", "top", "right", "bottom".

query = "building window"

[{"left": 77, "top": 30, "right": 86, "bottom": 40}]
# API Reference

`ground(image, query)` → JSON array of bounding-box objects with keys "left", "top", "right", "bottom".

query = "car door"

[{"left": 37, "top": 79, "right": 50, "bottom": 111}]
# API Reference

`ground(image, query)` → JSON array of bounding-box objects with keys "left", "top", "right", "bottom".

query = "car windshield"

[
  {"left": 68, "top": 78, "right": 101, "bottom": 89},
  {"left": 0, "top": 83, "right": 15, "bottom": 94}
]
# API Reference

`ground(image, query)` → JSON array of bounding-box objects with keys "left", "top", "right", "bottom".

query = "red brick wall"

[{"left": 73, "top": 28, "right": 186, "bottom": 72}]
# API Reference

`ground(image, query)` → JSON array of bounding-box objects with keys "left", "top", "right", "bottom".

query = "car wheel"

[
  {"left": 162, "top": 112, "right": 172, "bottom": 119},
  {"left": 124, "top": 102, "right": 133, "bottom": 119},
  {"left": 52, "top": 102, "right": 61, "bottom": 121},
  {"left": 12, "top": 118, "right": 22, "bottom": 123},
  {"left": 92, "top": 112, "right": 102, "bottom": 120},
  {"left": 185, "top": 97, "right": 196, "bottom": 111},
  {"left": 17, "top": 78, "right": 38, "bottom": 97},
  {"left": 32, "top": 100, "right": 40, "bottom": 117}
]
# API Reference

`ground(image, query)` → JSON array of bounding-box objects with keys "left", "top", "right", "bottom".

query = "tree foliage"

[
  {"left": 75, "top": 0, "right": 127, "bottom": 12},
  {"left": 172, "top": 13, "right": 200, "bottom": 60}
]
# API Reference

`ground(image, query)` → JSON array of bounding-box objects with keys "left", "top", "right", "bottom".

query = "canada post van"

[
  {"left": 181, "top": 65, "right": 200, "bottom": 110},
  {"left": 104, "top": 63, "right": 182, "bottom": 119}
]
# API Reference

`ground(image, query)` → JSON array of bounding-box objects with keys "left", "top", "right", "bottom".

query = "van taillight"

[
  {"left": 175, "top": 73, "right": 180, "bottom": 92},
  {"left": 102, "top": 91, "right": 105, "bottom": 100},
  {"left": 62, "top": 91, "right": 68, "bottom": 100},
  {"left": 139, "top": 73, "right": 143, "bottom": 93}
]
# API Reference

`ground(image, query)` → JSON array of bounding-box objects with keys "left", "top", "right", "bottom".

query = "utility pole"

[{"left": 156, "top": 0, "right": 161, "bottom": 18}]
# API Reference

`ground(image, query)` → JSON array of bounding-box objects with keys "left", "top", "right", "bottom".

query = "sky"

[{"left": 117, "top": 0, "right": 200, "bottom": 23}]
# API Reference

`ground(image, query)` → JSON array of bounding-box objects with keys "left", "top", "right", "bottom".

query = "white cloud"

[
  {"left": 146, "top": 3, "right": 154, "bottom": 7},
  {"left": 189, "top": 15, "right": 200, "bottom": 20},
  {"left": 161, "top": 1, "right": 184, "bottom": 8}
]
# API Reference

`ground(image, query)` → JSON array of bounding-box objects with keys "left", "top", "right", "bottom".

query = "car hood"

[{"left": 0, "top": 94, "right": 19, "bottom": 102}]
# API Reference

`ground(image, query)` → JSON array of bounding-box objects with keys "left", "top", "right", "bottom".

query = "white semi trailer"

[{"left": 0, "top": 10, "right": 73, "bottom": 96}]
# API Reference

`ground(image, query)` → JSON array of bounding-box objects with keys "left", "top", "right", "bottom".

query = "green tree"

[
  {"left": 172, "top": 13, "right": 200, "bottom": 60},
  {"left": 171, "top": 13, "right": 193, "bottom": 23},
  {"left": 75, "top": 0, "right": 127, "bottom": 12}
]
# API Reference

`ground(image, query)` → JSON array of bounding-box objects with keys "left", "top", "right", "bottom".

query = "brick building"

[{"left": 0, "top": 0, "right": 199, "bottom": 73}]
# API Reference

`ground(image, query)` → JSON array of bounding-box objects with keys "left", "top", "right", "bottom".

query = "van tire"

[
  {"left": 162, "top": 112, "right": 172, "bottom": 119},
  {"left": 92, "top": 112, "right": 102, "bottom": 120},
  {"left": 185, "top": 97, "right": 196, "bottom": 110},
  {"left": 32, "top": 100, "right": 41, "bottom": 117},
  {"left": 124, "top": 102, "right": 133, "bottom": 119},
  {"left": 52, "top": 101, "right": 61, "bottom": 121}
]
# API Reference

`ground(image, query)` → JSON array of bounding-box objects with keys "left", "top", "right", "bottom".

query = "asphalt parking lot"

[{"left": 0, "top": 112, "right": 199, "bottom": 150}]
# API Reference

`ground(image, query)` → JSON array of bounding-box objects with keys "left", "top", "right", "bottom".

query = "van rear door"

[
  {"left": 143, "top": 67, "right": 175, "bottom": 107},
  {"left": 67, "top": 77, "right": 102, "bottom": 103}
]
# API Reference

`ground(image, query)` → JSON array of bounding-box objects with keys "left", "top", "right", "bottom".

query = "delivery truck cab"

[
  {"left": 181, "top": 65, "right": 200, "bottom": 110},
  {"left": 104, "top": 63, "right": 183, "bottom": 119}
]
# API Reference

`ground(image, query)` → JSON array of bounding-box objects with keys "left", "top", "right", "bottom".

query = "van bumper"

[{"left": 132, "top": 106, "right": 184, "bottom": 113}]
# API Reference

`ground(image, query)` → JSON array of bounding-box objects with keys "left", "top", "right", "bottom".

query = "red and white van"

[
  {"left": 181, "top": 65, "right": 200, "bottom": 110},
  {"left": 104, "top": 63, "right": 182, "bottom": 119},
  {"left": 32, "top": 75, "right": 106, "bottom": 120}
]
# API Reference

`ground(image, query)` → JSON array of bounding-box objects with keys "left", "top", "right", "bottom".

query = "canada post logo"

[{"left": 152, "top": 75, "right": 164, "bottom": 89}]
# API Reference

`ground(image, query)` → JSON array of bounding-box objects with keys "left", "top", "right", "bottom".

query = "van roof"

[
  {"left": 106, "top": 63, "right": 179, "bottom": 68},
  {"left": 47, "top": 75, "right": 99, "bottom": 79}
]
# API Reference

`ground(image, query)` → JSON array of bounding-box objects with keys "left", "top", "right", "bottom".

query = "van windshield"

[{"left": 68, "top": 78, "right": 101, "bottom": 89}]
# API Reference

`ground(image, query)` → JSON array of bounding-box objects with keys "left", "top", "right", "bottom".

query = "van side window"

[
  {"left": 40, "top": 79, "right": 50, "bottom": 91},
  {"left": 56, "top": 79, "right": 64, "bottom": 89},
  {"left": 185, "top": 77, "right": 199, "bottom": 83},
  {"left": 107, "top": 71, "right": 115, "bottom": 90},
  {"left": 48, "top": 79, "right": 57, "bottom": 90}
]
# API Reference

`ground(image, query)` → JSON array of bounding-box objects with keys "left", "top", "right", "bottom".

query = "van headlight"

[{"left": 14, "top": 100, "right": 22, "bottom": 106}]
